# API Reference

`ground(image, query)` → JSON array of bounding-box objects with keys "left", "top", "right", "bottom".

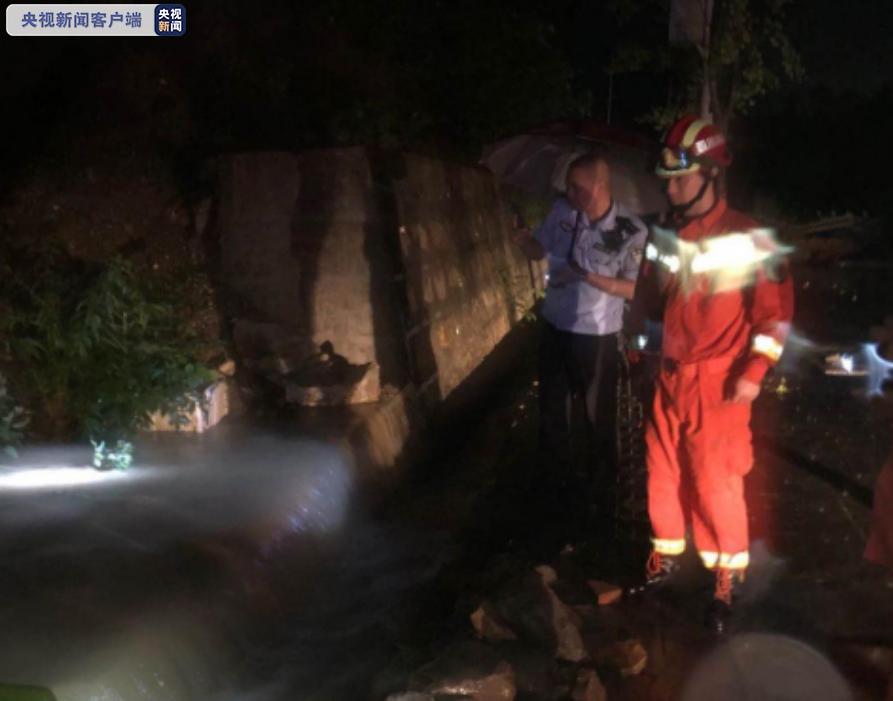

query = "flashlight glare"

[
  {"left": 0, "top": 467, "right": 127, "bottom": 490},
  {"left": 863, "top": 343, "right": 893, "bottom": 397}
]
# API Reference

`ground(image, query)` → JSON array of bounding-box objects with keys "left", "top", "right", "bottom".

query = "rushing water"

[{"left": 0, "top": 428, "right": 449, "bottom": 700}]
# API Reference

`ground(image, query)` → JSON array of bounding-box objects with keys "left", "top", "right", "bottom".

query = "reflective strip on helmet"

[
  {"left": 661, "top": 147, "right": 688, "bottom": 170},
  {"left": 652, "top": 538, "right": 686, "bottom": 555},
  {"left": 691, "top": 134, "right": 726, "bottom": 157},
  {"left": 656, "top": 163, "right": 701, "bottom": 178},
  {"left": 657, "top": 146, "right": 702, "bottom": 177},
  {"left": 681, "top": 118, "right": 709, "bottom": 148},
  {"left": 753, "top": 334, "right": 784, "bottom": 362},
  {"left": 700, "top": 551, "right": 749, "bottom": 570}
]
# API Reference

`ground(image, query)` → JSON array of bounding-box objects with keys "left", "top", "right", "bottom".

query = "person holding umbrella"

[{"left": 514, "top": 151, "right": 648, "bottom": 529}]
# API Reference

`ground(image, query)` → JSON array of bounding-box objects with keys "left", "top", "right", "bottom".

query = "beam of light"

[
  {"left": 783, "top": 329, "right": 822, "bottom": 352},
  {"left": 862, "top": 343, "right": 893, "bottom": 397},
  {"left": 0, "top": 466, "right": 129, "bottom": 490},
  {"left": 279, "top": 457, "right": 351, "bottom": 538},
  {"left": 773, "top": 329, "right": 829, "bottom": 374}
]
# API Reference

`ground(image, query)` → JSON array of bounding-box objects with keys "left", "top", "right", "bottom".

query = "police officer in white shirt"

[{"left": 514, "top": 151, "right": 647, "bottom": 524}]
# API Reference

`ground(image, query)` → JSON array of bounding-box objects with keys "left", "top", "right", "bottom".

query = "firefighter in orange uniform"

[{"left": 632, "top": 116, "right": 794, "bottom": 633}]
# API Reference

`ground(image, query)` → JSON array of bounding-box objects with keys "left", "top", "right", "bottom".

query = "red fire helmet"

[{"left": 656, "top": 115, "right": 732, "bottom": 178}]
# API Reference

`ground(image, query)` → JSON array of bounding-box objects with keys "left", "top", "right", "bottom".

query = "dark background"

[{"left": 2, "top": 0, "right": 892, "bottom": 222}]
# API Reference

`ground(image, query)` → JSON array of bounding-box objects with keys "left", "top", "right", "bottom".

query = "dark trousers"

[{"left": 536, "top": 321, "right": 619, "bottom": 520}]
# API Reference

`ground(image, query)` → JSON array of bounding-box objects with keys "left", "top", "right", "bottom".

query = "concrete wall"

[
  {"left": 393, "top": 154, "right": 539, "bottom": 403},
  {"left": 217, "top": 149, "right": 408, "bottom": 403},
  {"left": 215, "top": 147, "right": 541, "bottom": 410}
]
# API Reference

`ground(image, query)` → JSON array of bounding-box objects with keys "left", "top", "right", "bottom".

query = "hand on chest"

[{"left": 573, "top": 225, "right": 628, "bottom": 273}]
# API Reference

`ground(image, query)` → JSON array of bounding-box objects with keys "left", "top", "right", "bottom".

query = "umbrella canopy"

[{"left": 481, "top": 120, "right": 667, "bottom": 216}]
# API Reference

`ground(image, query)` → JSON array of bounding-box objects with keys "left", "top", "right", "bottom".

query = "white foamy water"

[{"left": 0, "top": 428, "right": 448, "bottom": 700}]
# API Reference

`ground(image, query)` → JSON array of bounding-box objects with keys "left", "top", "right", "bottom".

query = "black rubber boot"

[
  {"left": 704, "top": 568, "right": 744, "bottom": 635},
  {"left": 627, "top": 551, "right": 681, "bottom": 596}
]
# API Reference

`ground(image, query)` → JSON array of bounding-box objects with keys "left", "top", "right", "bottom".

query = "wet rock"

[
  {"left": 571, "top": 605, "right": 597, "bottom": 621},
  {"left": 217, "top": 358, "right": 237, "bottom": 376},
  {"left": 595, "top": 639, "right": 648, "bottom": 677},
  {"left": 428, "top": 662, "right": 515, "bottom": 701},
  {"left": 471, "top": 601, "right": 517, "bottom": 642},
  {"left": 493, "top": 642, "right": 562, "bottom": 700},
  {"left": 536, "top": 564, "right": 559, "bottom": 586},
  {"left": 494, "top": 566, "right": 586, "bottom": 662},
  {"left": 586, "top": 580, "right": 622, "bottom": 606},
  {"left": 535, "top": 566, "right": 586, "bottom": 663},
  {"left": 571, "top": 668, "right": 607, "bottom": 701},
  {"left": 409, "top": 641, "right": 516, "bottom": 700}
]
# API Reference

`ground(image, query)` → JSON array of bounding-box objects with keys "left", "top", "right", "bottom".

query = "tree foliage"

[
  {"left": 605, "top": 0, "right": 802, "bottom": 130},
  {"left": 0, "top": 244, "right": 217, "bottom": 446},
  {"left": 708, "top": 0, "right": 803, "bottom": 128}
]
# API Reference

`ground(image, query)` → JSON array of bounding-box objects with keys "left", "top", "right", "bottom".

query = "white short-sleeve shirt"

[{"left": 534, "top": 198, "right": 647, "bottom": 336}]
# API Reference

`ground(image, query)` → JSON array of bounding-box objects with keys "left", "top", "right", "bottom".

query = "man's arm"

[
  {"left": 629, "top": 227, "right": 667, "bottom": 324},
  {"left": 572, "top": 218, "right": 647, "bottom": 301},
  {"left": 568, "top": 263, "right": 635, "bottom": 300},
  {"left": 729, "top": 259, "right": 795, "bottom": 402},
  {"left": 513, "top": 200, "right": 566, "bottom": 262}
]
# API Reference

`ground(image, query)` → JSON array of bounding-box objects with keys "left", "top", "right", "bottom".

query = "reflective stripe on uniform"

[
  {"left": 699, "top": 550, "right": 749, "bottom": 570},
  {"left": 689, "top": 233, "right": 772, "bottom": 274},
  {"left": 646, "top": 243, "right": 659, "bottom": 261},
  {"left": 645, "top": 243, "right": 680, "bottom": 274},
  {"left": 652, "top": 538, "right": 686, "bottom": 555},
  {"left": 753, "top": 334, "right": 784, "bottom": 362}
]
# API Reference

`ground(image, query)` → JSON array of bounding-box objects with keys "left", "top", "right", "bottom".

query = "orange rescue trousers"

[{"left": 646, "top": 355, "right": 753, "bottom": 570}]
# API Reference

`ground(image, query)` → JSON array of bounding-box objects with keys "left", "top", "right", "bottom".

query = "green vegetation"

[
  {"left": 0, "top": 243, "right": 217, "bottom": 468},
  {"left": 604, "top": 0, "right": 802, "bottom": 130},
  {"left": 0, "top": 373, "right": 28, "bottom": 459}
]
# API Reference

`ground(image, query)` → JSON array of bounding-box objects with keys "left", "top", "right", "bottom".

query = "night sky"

[
  {"left": 791, "top": 0, "right": 893, "bottom": 94},
  {"left": 2, "top": 1, "right": 892, "bottom": 219}
]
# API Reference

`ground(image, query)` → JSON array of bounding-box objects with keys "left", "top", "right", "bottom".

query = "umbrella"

[{"left": 481, "top": 120, "right": 667, "bottom": 216}]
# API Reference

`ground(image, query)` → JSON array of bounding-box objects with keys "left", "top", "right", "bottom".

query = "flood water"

[{"left": 0, "top": 430, "right": 450, "bottom": 700}]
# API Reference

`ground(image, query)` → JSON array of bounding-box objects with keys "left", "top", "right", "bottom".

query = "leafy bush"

[
  {"left": 0, "top": 243, "right": 216, "bottom": 463},
  {"left": 0, "top": 373, "right": 28, "bottom": 458}
]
